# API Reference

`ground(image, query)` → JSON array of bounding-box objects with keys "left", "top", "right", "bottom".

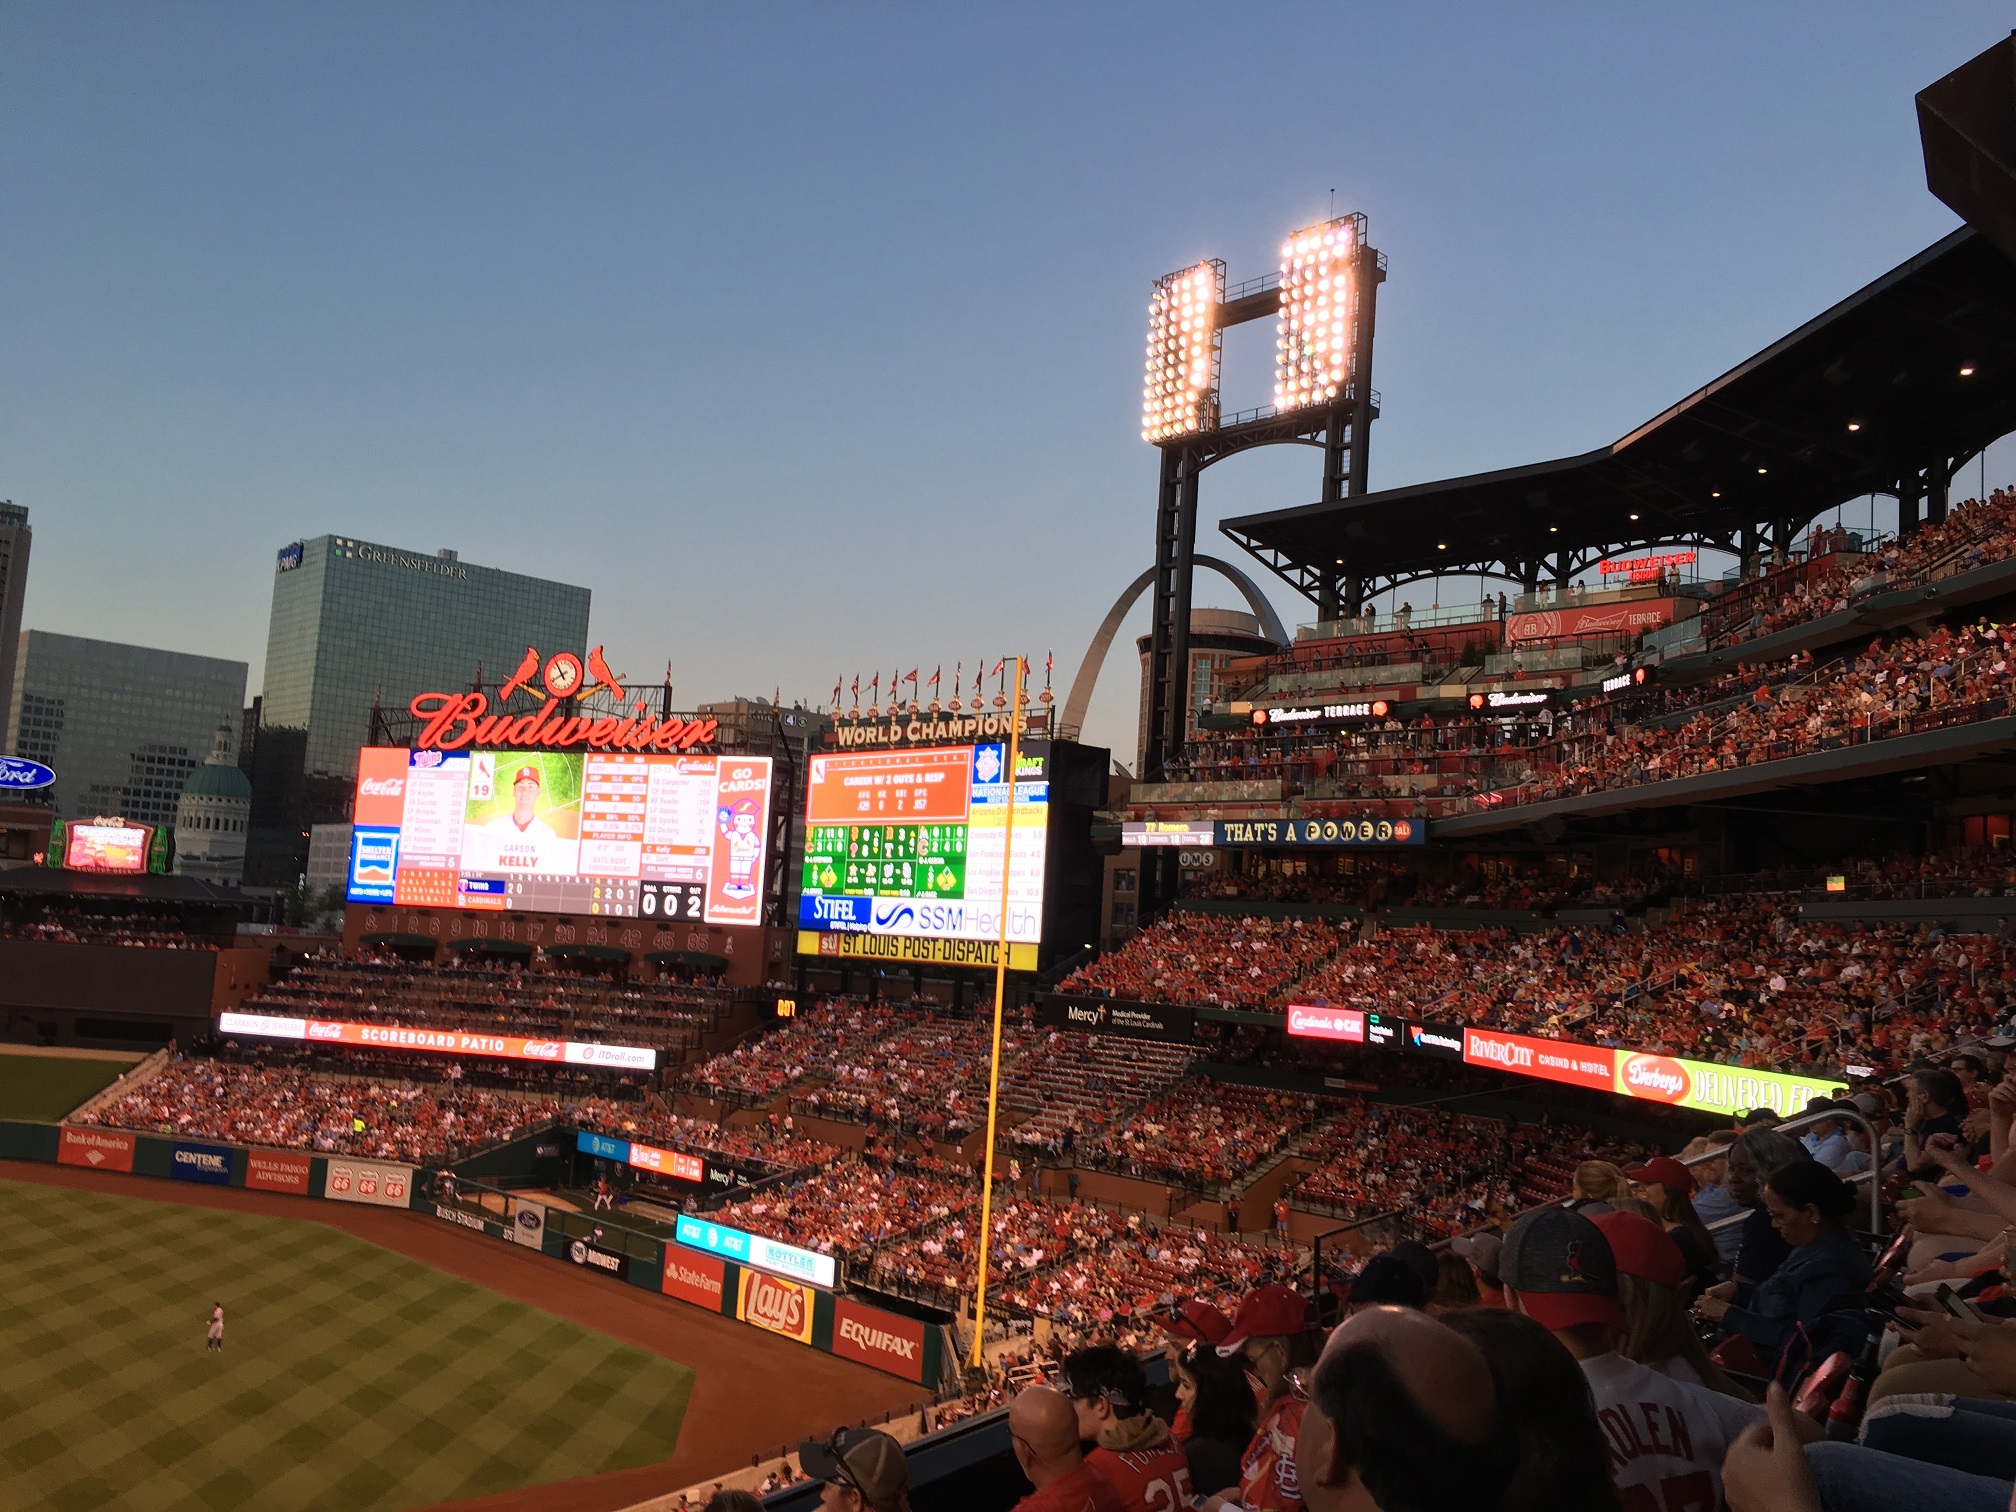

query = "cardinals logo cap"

[{"left": 1502, "top": 1206, "right": 1627, "bottom": 1332}]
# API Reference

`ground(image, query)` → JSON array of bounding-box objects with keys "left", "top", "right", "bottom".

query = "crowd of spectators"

[
  {"left": 789, "top": 1013, "right": 1024, "bottom": 1141},
  {"left": 1057, "top": 912, "right": 1351, "bottom": 1008},
  {"left": 1079, "top": 1081, "right": 1328, "bottom": 1190},
  {"left": 707, "top": 1153, "right": 971, "bottom": 1261},
  {"left": 684, "top": 1000, "right": 904, "bottom": 1101},
  {"left": 0, "top": 903, "right": 227, "bottom": 950},
  {"left": 1708, "top": 486, "right": 2016, "bottom": 648},
  {"left": 80, "top": 1053, "right": 564, "bottom": 1162}
]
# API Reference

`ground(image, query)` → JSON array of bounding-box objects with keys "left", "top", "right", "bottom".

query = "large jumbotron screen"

[
  {"left": 796, "top": 743, "right": 1048, "bottom": 951},
  {"left": 345, "top": 746, "right": 773, "bottom": 923}
]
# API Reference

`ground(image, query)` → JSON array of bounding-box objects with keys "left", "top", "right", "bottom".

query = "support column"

[
  {"left": 1928, "top": 463, "right": 1951, "bottom": 526},
  {"left": 1898, "top": 477, "right": 1923, "bottom": 539}
]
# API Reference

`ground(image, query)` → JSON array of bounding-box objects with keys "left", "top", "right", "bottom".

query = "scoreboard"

[
  {"left": 345, "top": 746, "right": 773, "bottom": 924},
  {"left": 797, "top": 743, "right": 1048, "bottom": 952}
]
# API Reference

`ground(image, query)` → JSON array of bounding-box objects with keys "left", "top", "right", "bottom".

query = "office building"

[
  {"left": 6, "top": 631, "right": 249, "bottom": 827},
  {"left": 249, "top": 534, "right": 591, "bottom": 884},
  {"left": 0, "top": 506, "right": 31, "bottom": 732},
  {"left": 1135, "top": 608, "right": 1277, "bottom": 775}
]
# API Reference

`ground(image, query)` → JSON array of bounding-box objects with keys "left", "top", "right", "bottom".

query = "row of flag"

[{"left": 828, "top": 655, "right": 1054, "bottom": 718}]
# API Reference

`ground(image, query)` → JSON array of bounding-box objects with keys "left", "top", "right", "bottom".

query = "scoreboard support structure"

[{"left": 1141, "top": 232, "right": 1386, "bottom": 916}]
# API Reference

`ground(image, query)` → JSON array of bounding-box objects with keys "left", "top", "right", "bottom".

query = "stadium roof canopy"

[{"left": 1223, "top": 227, "right": 2016, "bottom": 603}]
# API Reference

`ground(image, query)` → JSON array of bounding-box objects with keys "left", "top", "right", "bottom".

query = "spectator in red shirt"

[
  {"left": 1062, "top": 1346, "right": 1194, "bottom": 1512},
  {"left": 1206, "top": 1284, "right": 1323, "bottom": 1512},
  {"left": 1012, "top": 1386, "right": 1126, "bottom": 1512}
]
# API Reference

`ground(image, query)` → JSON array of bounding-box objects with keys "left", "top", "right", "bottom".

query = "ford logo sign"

[{"left": 0, "top": 758, "right": 54, "bottom": 790}]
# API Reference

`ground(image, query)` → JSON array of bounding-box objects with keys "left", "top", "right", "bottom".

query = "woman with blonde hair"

[
  {"left": 1569, "top": 1160, "right": 1631, "bottom": 1210},
  {"left": 1592, "top": 1211, "right": 1751, "bottom": 1401}
]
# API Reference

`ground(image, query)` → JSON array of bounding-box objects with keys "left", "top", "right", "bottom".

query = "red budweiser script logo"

[
  {"left": 58, "top": 1127, "right": 135, "bottom": 1172},
  {"left": 1619, "top": 1054, "right": 1691, "bottom": 1103},
  {"left": 741, "top": 1271, "right": 811, "bottom": 1340}
]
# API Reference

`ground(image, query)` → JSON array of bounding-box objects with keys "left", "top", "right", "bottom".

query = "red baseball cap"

[
  {"left": 512, "top": 764, "right": 541, "bottom": 787},
  {"left": 1158, "top": 1299, "right": 1231, "bottom": 1346},
  {"left": 1591, "top": 1211, "right": 1687, "bottom": 1289},
  {"left": 1502, "top": 1207, "right": 1629, "bottom": 1334},
  {"left": 1624, "top": 1156, "right": 1695, "bottom": 1196},
  {"left": 1216, "top": 1284, "right": 1311, "bottom": 1354}
]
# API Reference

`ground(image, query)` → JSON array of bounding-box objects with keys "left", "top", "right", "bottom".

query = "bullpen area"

[{"left": 0, "top": 1177, "right": 696, "bottom": 1512}]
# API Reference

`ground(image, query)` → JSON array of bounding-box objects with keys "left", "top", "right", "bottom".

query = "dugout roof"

[{"left": 1224, "top": 227, "right": 2016, "bottom": 596}]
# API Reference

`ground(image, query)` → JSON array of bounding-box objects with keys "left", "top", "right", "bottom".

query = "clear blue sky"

[{"left": 4, "top": 4, "right": 2011, "bottom": 761}]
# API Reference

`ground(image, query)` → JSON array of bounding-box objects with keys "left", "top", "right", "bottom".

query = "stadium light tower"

[{"left": 1138, "top": 213, "right": 1385, "bottom": 908}]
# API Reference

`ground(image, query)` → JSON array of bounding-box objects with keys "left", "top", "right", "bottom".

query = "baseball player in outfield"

[{"left": 206, "top": 1302, "right": 224, "bottom": 1353}]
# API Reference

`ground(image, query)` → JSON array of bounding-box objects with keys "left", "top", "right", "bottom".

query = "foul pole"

[{"left": 968, "top": 654, "right": 1026, "bottom": 1369}]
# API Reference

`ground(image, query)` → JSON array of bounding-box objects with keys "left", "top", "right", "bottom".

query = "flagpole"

[{"left": 968, "top": 654, "right": 1025, "bottom": 1371}]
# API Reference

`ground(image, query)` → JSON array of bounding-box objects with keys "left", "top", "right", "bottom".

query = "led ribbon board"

[
  {"left": 675, "top": 1212, "right": 839, "bottom": 1290},
  {"left": 216, "top": 1012, "right": 657, "bottom": 1070}
]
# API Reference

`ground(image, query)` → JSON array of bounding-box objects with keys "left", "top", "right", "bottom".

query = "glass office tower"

[
  {"left": 6, "top": 631, "right": 248, "bottom": 827},
  {"left": 249, "top": 536, "right": 590, "bottom": 885}
]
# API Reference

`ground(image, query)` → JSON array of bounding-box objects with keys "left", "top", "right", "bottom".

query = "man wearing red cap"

[
  {"left": 1503, "top": 1206, "right": 1759, "bottom": 1509},
  {"left": 1204, "top": 1284, "right": 1316, "bottom": 1512}
]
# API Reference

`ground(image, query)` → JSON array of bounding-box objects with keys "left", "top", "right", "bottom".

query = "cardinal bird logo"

[
  {"left": 497, "top": 646, "right": 542, "bottom": 703},
  {"left": 586, "top": 646, "right": 626, "bottom": 703}
]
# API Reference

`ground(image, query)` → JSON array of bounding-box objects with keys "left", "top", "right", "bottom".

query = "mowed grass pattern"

[
  {"left": 0, "top": 1053, "right": 131, "bottom": 1121},
  {"left": 0, "top": 1179, "right": 694, "bottom": 1512}
]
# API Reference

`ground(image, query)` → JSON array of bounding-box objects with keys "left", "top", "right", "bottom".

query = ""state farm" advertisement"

[{"left": 662, "top": 1248, "right": 726, "bottom": 1311}]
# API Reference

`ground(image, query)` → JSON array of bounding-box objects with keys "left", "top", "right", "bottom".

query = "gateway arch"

[{"left": 1057, "top": 556, "right": 1287, "bottom": 743}]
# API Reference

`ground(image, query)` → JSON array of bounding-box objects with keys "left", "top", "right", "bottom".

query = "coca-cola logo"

[
  {"left": 1620, "top": 1054, "right": 1691, "bottom": 1103},
  {"left": 359, "top": 777, "right": 405, "bottom": 797},
  {"left": 520, "top": 1040, "right": 561, "bottom": 1059},
  {"left": 743, "top": 1273, "right": 808, "bottom": 1336},
  {"left": 306, "top": 1021, "right": 343, "bottom": 1040}
]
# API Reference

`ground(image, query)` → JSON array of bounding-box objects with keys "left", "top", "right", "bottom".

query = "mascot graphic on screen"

[
  {"left": 717, "top": 798, "right": 763, "bottom": 900},
  {"left": 480, "top": 764, "right": 575, "bottom": 872}
]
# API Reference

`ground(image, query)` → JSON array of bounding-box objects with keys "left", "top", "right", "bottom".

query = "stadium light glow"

[
  {"left": 1142, "top": 260, "right": 1224, "bottom": 442},
  {"left": 1274, "top": 216, "right": 1359, "bottom": 411}
]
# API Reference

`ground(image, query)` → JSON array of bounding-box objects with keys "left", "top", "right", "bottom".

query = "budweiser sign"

[
  {"left": 738, "top": 1269, "right": 815, "bottom": 1343},
  {"left": 408, "top": 643, "right": 718, "bottom": 753}
]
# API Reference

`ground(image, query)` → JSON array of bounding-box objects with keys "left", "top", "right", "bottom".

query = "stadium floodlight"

[
  {"left": 1274, "top": 216, "right": 1361, "bottom": 412},
  {"left": 1142, "top": 259, "right": 1225, "bottom": 442}
]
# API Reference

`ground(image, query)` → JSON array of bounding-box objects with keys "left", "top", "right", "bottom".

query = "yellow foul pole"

[{"left": 968, "top": 654, "right": 1025, "bottom": 1369}]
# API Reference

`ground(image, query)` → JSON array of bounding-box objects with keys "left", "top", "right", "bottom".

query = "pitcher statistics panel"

[
  {"left": 797, "top": 743, "right": 1048, "bottom": 948},
  {"left": 346, "top": 747, "right": 773, "bottom": 921}
]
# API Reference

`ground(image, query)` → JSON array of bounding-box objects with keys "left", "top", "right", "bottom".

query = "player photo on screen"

[{"left": 459, "top": 752, "right": 583, "bottom": 875}]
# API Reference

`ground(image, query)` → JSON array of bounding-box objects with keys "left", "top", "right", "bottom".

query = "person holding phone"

[{"left": 1695, "top": 1160, "right": 1869, "bottom": 1373}]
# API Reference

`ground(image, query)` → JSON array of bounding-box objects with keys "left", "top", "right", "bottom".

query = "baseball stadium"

[{"left": 14, "top": 27, "right": 2016, "bottom": 1512}]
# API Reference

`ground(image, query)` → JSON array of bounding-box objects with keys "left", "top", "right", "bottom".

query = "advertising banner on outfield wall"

[
  {"left": 1285, "top": 1004, "right": 1365, "bottom": 1043},
  {"left": 567, "top": 1238, "right": 631, "bottom": 1281},
  {"left": 738, "top": 1268, "right": 817, "bottom": 1344},
  {"left": 663, "top": 1247, "right": 727, "bottom": 1311},
  {"left": 57, "top": 1127, "right": 134, "bottom": 1172},
  {"left": 1613, "top": 1052, "right": 1846, "bottom": 1119},
  {"left": 831, "top": 1298, "right": 929, "bottom": 1382},
  {"left": 169, "top": 1140, "right": 233, "bottom": 1186},
  {"left": 1035, "top": 995, "right": 1195, "bottom": 1042},
  {"left": 322, "top": 1159, "right": 413, "bottom": 1207},
  {"left": 245, "top": 1149, "right": 313, "bottom": 1194},
  {"left": 510, "top": 1198, "right": 546, "bottom": 1250}
]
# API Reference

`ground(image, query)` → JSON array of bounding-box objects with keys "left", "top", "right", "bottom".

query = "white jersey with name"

[{"left": 1579, "top": 1351, "right": 1762, "bottom": 1512}]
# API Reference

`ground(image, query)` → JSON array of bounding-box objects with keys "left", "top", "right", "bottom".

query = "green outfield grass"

[
  {"left": 0, "top": 1179, "right": 694, "bottom": 1512},
  {"left": 0, "top": 1053, "right": 133, "bottom": 1122}
]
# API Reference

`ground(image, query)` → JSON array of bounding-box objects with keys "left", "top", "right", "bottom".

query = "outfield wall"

[{"left": 0, "top": 1120, "right": 940, "bottom": 1386}]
